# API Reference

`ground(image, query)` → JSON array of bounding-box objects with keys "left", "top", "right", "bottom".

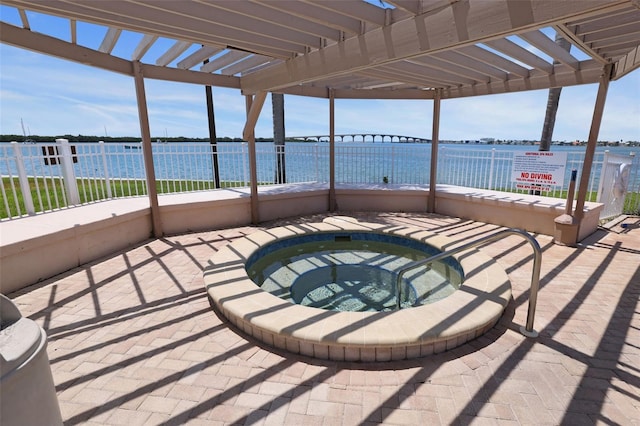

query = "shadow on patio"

[{"left": 9, "top": 212, "right": 640, "bottom": 425}]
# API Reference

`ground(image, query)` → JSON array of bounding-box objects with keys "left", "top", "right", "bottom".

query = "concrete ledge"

[
  {"left": 1, "top": 198, "right": 152, "bottom": 295},
  {"left": 0, "top": 183, "right": 604, "bottom": 294},
  {"left": 159, "top": 189, "right": 251, "bottom": 234},
  {"left": 435, "top": 185, "right": 603, "bottom": 240},
  {"left": 0, "top": 184, "right": 330, "bottom": 294},
  {"left": 336, "top": 184, "right": 428, "bottom": 212},
  {"left": 258, "top": 183, "right": 328, "bottom": 222},
  {"left": 159, "top": 183, "right": 329, "bottom": 234},
  {"left": 332, "top": 184, "right": 602, "bottom": 241},
  {"left": 204, "top": 217, "right": 511, "bottom": 361}
]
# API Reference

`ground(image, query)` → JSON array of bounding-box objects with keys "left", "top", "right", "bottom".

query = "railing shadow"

[
  {"left": 448, "top": 237, "right": 639, "bottom": 424},
  {"left": 239, "top": 213, "right": 639, "bottom": 425},
  {"left": 20, "top": 232, "right": 247, "bottom": 326},
  {"left": 10, "top": 212, "right": 638, "bottom": 425}
]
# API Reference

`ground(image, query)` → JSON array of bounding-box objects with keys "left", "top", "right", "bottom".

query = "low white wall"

[
  {"left": 259, "top": 187, "right": 329, "bottom": 222},
  {"left": 160, "top": 184, "right": 329, "bottom": 234},
  {"left": 335, "top": 184, "right": 428, "bottom": 212},
  {"left": 434, "top": 185, "right": 603, "bottom": 240},
  {"left": 159, "top": 190, "right": 252, "bottom": 235},
  {"left": 0, "top": 199, "right": 152, "bottom": 295},
  {"left": 0, "top": 184, "right": 604, "bottom": 294}
]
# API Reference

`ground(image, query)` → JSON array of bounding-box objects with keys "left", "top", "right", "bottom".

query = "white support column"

[
  {"left": 56, "top": 138, "right": 80, "bottom": 206},
  {"left": 595, "top": 150, "right": 610, "bottom": 201},
  {"left": 242, "top": 91, "right": 267, "bottom": 142},
  {"left": 554, "top": 64, "right": 614, "bottom": 245},
  {"left": 132, "top": 60, "right": 162, "bottom": 238},
  {"left": 428, "top": 89, "right": 441, "bottom": 213},
  {"left": 574, "top": 64, "right": 613, "bottom": 223},
  {"left": 329, "top": 90, "right": 336, "bottom": 211},
  {"left": 98, "top": 141, "right": 113, "bottom": 199},
  {"left": 244, "top": 93, "right": 267, "bottom": 224},
  {"left": 11, "top": 141, "right": 35, "bottom": 215}
]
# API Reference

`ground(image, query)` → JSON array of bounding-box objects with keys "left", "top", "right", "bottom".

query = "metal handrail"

[{"left": 395, "top": 228, "right": 542, "bottom": 337}]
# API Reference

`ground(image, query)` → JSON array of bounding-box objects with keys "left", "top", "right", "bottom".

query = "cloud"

[
  {"left": 439, "top": 92, "right": 549, "bottom": 140},
  {"left": 1, "top": 42, "right": 639, "bottom": 141}
]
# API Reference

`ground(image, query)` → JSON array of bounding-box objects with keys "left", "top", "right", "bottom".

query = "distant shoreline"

[
  {"left": 1, "top": 135, "right": 638, "bottom": 147},
  {"left": 0, "top": 135, "right": 261, "bottom": 143}
]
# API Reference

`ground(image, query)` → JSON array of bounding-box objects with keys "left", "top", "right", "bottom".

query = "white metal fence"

[
  {"left": 437, "top": 147, "right": 607, "bottom": 195},
  {"left": 597, "top": 152, "right": 636, "bottom": 220},
  {"left": 438, "top": 147, "right": 639, "bottom": 218},
  {"left": 1, "top": 140, "right": 638, "bottom": 221},
  {"left": 334, "top": 144, "right": 431, "bottom": 184}
]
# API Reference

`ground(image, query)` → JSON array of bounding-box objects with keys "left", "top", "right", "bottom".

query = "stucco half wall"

[{"left": 0, "top": 184, "right": 603, "bottom": 294}]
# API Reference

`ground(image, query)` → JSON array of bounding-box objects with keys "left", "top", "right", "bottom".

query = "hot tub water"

[{"left": 246, "top": 233, "right": 463, "bottom": 311}]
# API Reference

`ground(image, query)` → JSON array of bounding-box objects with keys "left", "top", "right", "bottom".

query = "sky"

[{"left": 1, "top": 8, "right": 639, "bottom": 142}]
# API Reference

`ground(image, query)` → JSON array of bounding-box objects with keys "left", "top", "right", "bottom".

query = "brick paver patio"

[{"left": 8, "top": 212, "right": 640, "bottom": 425}]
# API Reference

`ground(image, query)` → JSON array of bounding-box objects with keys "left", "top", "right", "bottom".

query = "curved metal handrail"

[{"left": 395, "top": 228, "right": 542, "bottom": 337}]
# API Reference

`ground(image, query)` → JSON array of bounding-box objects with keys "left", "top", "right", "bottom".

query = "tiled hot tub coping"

[{"left": 204, "top": 216, "right": 511, "bottom": 362}]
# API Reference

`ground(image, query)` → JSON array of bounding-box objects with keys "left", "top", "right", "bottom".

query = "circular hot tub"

[
  {"left": 204, "top": 217, "right": 511, "bottom": 362},
  {"left": 246, "top": 231, "right": 464, "bottom": 312}
]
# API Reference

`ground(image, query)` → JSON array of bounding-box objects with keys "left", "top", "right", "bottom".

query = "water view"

[{"left": 2, "top": 141, "right": 639, "bottom": 220}]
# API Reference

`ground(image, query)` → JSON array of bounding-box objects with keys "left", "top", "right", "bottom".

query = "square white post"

[
  {"left": 98, "top": 141, "right": 113, "bottom": 199},
  {"left": 56, "top": 138, "right": 80, "bottom": 205},
  {"left": 10, "top": 141, "right": 35, "bottom": 215}
]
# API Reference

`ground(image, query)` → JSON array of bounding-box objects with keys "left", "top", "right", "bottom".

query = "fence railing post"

[
  {"left": 242, "top": 142, "right": 248, "bottom": 186},
  {"left": 437, "top": 146, "right": 445, "bottom": 184},
  {"left": 631, "top": 152, "right": 640, "bottom": 214},
  {"left": 488, "top": 148, "right": 496, "bottom": 189},
  {"left": 391, "top": 145, "right": 395, "bottom": 183},
  {"left": 98, "top": 141, "right": 113, "bottom": 199},
  {"left": 56, "top": 138, "right": 80, "bottom": 205},
  {"left": 314, "top": 144, "right": 319, "bottom": 182},
  {"left": 11, "top": 141, "right": 35, "bottom": 215},
  {"left": 596, "top": 150, "right": 609, "bottom": 202},
  {"left": 444, "top": 146, "right": 451, "bottom": 185}
]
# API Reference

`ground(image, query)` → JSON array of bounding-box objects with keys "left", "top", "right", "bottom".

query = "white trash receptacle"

[{"left": 0, "top": 294, "right": 63, "bottom": 426}]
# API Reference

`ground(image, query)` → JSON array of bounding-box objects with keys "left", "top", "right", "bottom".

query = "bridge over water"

[{"left": 291, "top": 134, "right": 431, "bottom": 143}]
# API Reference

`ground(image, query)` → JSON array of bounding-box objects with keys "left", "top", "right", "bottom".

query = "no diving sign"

[{"left": 512, "top": 151, "right": 567, "bottom": 191}]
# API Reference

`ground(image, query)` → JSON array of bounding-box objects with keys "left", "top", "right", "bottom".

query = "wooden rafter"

[
  {"left": 201, "top": 51, "right": 251, "bottom": 73},
  {"left": 156, "top": 41, "right": 191, "bottom": 67},
  {"left": 132, "top": 34, "right": 158, "bottom": 61},
  {"left": 518, "top": 30, "right": 580, "bottom": 70},
  {"left": 240, "top": 0, "right": 625, "bottom": 93},
  {"left": 0, "top": 0, "right": 636, "bottom": 100},
  {"left": 99, "top": 27, "right": 121, "bottom": 54},
  {"left": 483, "top": 39, "right": 553, "bottom": 74},
  {"left": 177, "top": 46, "right": 223, "bottom": 70},
  {"left": 614, "top": 45, "right": 640, "bottom": 79}
]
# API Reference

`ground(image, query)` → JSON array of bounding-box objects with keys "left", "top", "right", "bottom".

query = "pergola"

[{"left": 2, "top": 0, "right": 639, "bottom": 243}]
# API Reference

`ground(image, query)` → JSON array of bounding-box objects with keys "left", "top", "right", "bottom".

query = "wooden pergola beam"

[
  {"left": 574, "top": 64, "right": 614, "bottom": 227},
  {"left": 243, "top": 91, "right": 268, "bottom": 224},
  {"left": 329, "top": 90, "right": 337, "bottom": 212},
  {"left": 613, "top": 44, "right": 640, "bottom": 79},
  {"left": 428, "top": 89, "right": 441, "bottom": 213},
  {"left": 242, "top": 91, "right": 268, "bottom": 141},
  {"left": 0, "top": 23, "right": 240, "bottom": 88},
  {"left": 241, "top": 0, "right": 626, "bottom": 94},
  {"left": 132, "top": 60, "right": 162, "bottom": 238}
]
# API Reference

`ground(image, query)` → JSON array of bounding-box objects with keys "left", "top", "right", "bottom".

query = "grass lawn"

[
  {"left": 2, "top": 177, "right": 638, "bottom": 219},
  {"left": 0, "top": 177, "right": 247, "bottom": 219}
]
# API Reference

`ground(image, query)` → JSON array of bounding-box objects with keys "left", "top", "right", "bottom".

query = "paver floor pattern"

[{"left": 9, "top": 212, "right": 640, "bottom": 425}]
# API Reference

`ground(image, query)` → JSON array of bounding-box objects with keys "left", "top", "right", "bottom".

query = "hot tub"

[
  {"left": 246, "top": 231, "right": 464, "bottom": 311},
  {"left": 204, "top": 217, "right": 511, "bottom": 362}
]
